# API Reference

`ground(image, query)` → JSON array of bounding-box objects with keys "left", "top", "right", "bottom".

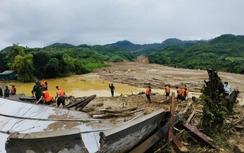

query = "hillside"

[
  {"left": 1, "top": 34, "right": 243, "bottom": 78},
  {"left": 105, "top": 38, "right": 208, "bottom": 54},
  {"left": 147, "top": 34, "right": 244, "bottom": 74}
]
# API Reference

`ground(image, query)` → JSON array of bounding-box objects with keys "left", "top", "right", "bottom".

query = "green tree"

[
  {"left": 44, "top": 58, "right": 60, "bottom": 78},
  {"left": 14, "top": 54, "right": 34, "bottom": 82}
]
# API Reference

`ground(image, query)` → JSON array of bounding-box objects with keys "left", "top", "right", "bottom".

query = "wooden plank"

[
  {"left": 168, "top": 92, "right": 175, "bottom": 141},
  {"left": 182, "top": 123, "right": 217, "bottom": 149},
  {"left": 172, "top": 139, "right": 189, "bottom": 153},
  {"left": 186, "top": 110, "right": 196, "bottom": 124}
]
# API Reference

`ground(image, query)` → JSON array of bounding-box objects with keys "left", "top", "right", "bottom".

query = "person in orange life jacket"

[
  {"left": 36, "top": 88, "right": 53, "bottom": 105},
  {"left": 165, "top": 85, "right": 170, "bottom": 99},
  {"left": 41, "top": 79, "right": 48, "bottom": 90},
  {"left": 55, "top": 86, "right": 66, "bottom": 108},
  {"left": 145, "top": 85, "right": 152, "bottom": 103},
  {"left": 180, "top": 88, "right": 186, "bottom": 101},
  {"left": 11, "top": 85, "right": 16, "bottom": 95},
  {"left": 176, "top": 86, "right": 182, "bottom": 102}
]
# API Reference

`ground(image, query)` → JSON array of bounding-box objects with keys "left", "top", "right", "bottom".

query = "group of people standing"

[
  {"left": 0, "top": 79, "right": 66, "bottom": 108},
  {"left": 144, "top": 84, "right": 189, "bottom": 103},
  {"left": 32, "top": 79, "right": 66, "bottom": 108},
  {"left": 0, "top": 85, "right": 16, "bottom": 98}
]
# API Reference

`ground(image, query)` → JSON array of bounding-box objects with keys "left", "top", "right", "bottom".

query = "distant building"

[{"left": 0, "top": 70, "right": 17, "bottom": 81}]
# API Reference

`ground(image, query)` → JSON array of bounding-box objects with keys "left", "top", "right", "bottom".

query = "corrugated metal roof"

[
  {"left": 0, "top": 98, "right": 113, "bottom": 153},
  {"left": 0, "top": 70, "right": 15, "bottom": 75}
]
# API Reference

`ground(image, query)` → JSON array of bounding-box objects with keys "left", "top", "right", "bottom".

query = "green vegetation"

[
  {"left": 147, "top": 34, "right": 244, "bottom": 74},
  {"left": 0, "top": 43, "right": 135, "bottom": 82},
  {"left": 1, "top": 34, "right": 243, "bottom": 82}
]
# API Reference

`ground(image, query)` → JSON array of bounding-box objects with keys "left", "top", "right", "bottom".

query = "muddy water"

[{"left": 0, "top": 74, "right": 144, "bottom": 97}]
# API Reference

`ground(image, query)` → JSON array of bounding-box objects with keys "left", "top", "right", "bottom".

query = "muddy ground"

[{"left": 82, "top": 61, "right": 244, "bottom": 153}]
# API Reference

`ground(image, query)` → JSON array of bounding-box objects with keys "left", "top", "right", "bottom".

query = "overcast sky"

[{"left": 0, "top": 0, "right": 243, "bottom": 50}]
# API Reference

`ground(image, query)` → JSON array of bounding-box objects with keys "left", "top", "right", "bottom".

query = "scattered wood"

[
  {"left": 66, "top": 94, "right": 96, "bottom": 109},
  {"left": 130, "top": 112, "right": 182, "bottom": 152},
  {"left": 186, "top": 110, "right": 196, "bottom": 124},
  {"left": 232, "top": 118, "right": 244, "bottom": 126},
  {"left": 183, "top": 101, "right": 193, "bottom": 114},
  {"left": 154, "top": 130, "right": 185, "bottom": 153},
  {"left": 182, "top": 123, "right": 217, "bottom": 149},
  {"left": 195, "top": 109, "right": 203, "bottom": 113},
  {"left": 172, "top": 139, "right": 189, "bottom": 153}
]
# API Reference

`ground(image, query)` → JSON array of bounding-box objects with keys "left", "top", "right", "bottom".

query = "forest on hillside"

[
  {"left": 0, "top": 44, "right": 135, "bottom": 82},
  {"left": 146, "top": 34, "right": 244, "bottom": 74},
  {"left": 0, "top": 34, "right": 243, "bottom": 82}
]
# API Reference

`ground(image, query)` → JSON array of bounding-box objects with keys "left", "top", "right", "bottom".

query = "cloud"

[{"left": 0, "top": 0, "right": 244, "bottom": 50}]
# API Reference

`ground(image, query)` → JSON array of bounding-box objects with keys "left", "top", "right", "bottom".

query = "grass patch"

[{"left": 86, "top": 62, "right": 109, "bottom": 69}]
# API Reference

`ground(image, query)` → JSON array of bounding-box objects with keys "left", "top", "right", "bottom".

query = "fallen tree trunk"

[
  {"left": 98, "top": 107, "right": 137, "bottom": 113},
  {"left": 93, "top": 108, "right": 145, "bottom": 119}
]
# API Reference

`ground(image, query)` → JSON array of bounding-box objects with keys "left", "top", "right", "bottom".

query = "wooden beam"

[
  {"left": 168, "top": 92, "right": 175, "bottom": 141},
  {"left": 186, "top": 110, "right": 196, "bottom": 124},
  {"left": 182, "top": 123, "right": 217, "bottom": 149}
]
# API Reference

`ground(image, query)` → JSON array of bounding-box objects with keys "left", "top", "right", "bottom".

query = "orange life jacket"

[
  {"left": 43, "top": 91, "right": 53, "bottom": 103},
  {"left": 185, "top": 89, "right": 189, "bottom": 96},
  {"left": 11, "top": 87, "right": 16, "bottom": 94},
  {"left": 181, "top": 89, "right": 185, "bottom": 97},
  {"left": 41, "top": 80, "right": 47, "bottom": 88},
  {"left": 177, "top": 88, "right": 181, "bottom": 95},
  {"left": 56, "top": 89, "right": 65, "bottom": 97},
  {"left": 165, "top": 86, "right": 170, "bottom": 92},
  {"left": 146, "top": 87, "right": 151, "bottom": 95}
]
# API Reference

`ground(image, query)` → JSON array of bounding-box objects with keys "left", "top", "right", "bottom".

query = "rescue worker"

[
  {"left": 165, "top": 85, "right": 170, "bottom": 99},
  {"left": 109, "top": 83, "right": 115, "bottom": 97},
  {"left": 181, "top": 88, "right": 186, "bottom": 101},
  {"left": 176, "top": 86, "right": 181, "bottom": 102},
  {"left": 41, "top": 79, "right": 48, "bottom": 90},
  {"left": 55, "top": 86, "right": 66, "bottom": 108},
  {"left": 145, "top": 85, "right": 152, "bottom": 103},
  {"left": 11, "top": 85, "right": 16, "bottom": 95},
  {"left": 4, "top": 86, "right": 10, "bottom": 98},
  {"left": 32, "top": 81, "right": 43, "bottom": 101},
  {"left": 0, "top": 87, "right": 3, "bottom": 97},
  {"left": 185, "top": 87, "right": 189, "bottom": 100},
  {"left": 36, "top": 89, "right": 53, "bottom": 105}
]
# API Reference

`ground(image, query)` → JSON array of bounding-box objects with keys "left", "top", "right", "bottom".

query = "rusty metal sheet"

[{"left": 182, "top": 123, "right": 217, "bottom": 149}]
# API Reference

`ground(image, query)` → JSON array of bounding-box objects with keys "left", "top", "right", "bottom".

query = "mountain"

[
  {"left": 104, "top": 39, "right": 208, "bottom": 54},
  {"left": 147, "top": 34, "right": 244, "bottom": 74},
  {"left": 45, "top": 43, "right": 76, "bottom": 49}
]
